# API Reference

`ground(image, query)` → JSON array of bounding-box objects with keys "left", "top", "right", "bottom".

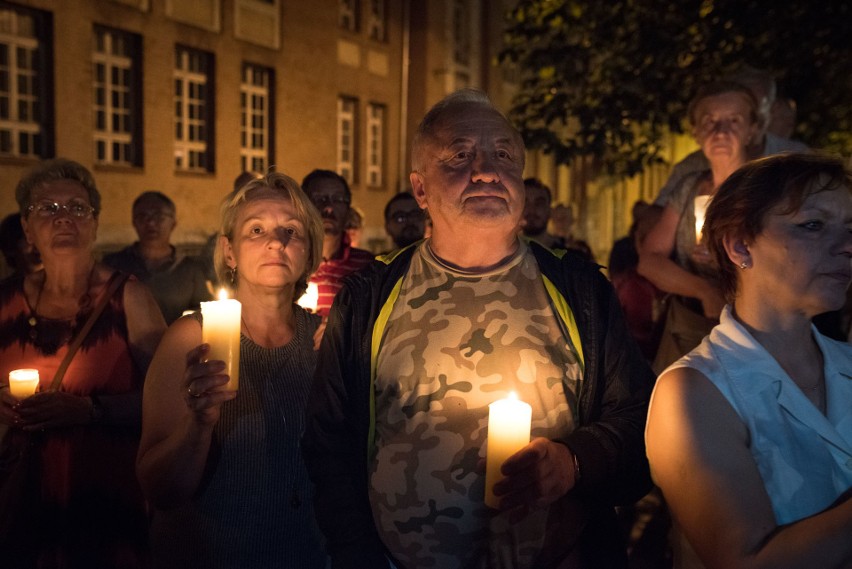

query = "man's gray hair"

[{"left": 411, "top": 89, "right": 524, "bottom": 172}]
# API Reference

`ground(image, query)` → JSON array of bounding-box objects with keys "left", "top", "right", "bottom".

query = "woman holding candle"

[
  {"left": 646, "top": 153, "right": 852, "bottom": 568},
  {"left": 0, "top": 158, "right": 166, "bottom": 566},
  {"left": 638, "top": 81, "right": 760, "bottom": 372},
  {"left": 137, "top": 172, "right": 328, "bottom": 568}
]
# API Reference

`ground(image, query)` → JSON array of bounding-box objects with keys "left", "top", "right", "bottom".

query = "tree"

[{"left": 500, "top": 0, "right": 852, "bottom": 178}]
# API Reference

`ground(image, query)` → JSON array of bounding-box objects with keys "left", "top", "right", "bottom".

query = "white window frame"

[
  {"left": 174, "top": 46, "right": 212, "bottom": 172},
  {"left": 367, "top": 0, "right": 386, "bottom": 41},
  {"left": 0, "top": 7, "right": 40, "bottom": 158},
  {"left": 337, "top": 96, "right": 357, "bottom": 184},
  {"left": 240, "top": 63, "right": 272, "bottom": 173},
  {"left": 93, "top": 27, "right": 136, "bottom": 166},
  {"left": 366, "top": 102, "right": 384, "bottom": 187},
  {"left": 339, "top": 0, "right": 358, "bottom": 32}
]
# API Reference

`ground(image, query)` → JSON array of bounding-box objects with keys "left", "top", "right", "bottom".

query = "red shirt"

[{"left": 309, "top": 240, "right": 375, "bottom": 317}]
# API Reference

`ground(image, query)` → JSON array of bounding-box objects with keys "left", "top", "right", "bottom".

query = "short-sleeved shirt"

[{"left": 369, "top": 239, "right": 582, "bottom": 568}]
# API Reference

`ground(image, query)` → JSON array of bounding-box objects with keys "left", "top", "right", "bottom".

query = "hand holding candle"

[
  {"left": 484, "top": 392, "right": 532, "bottom": 508},
  {"left": 200, "top": 289, "right": 242, "bottom": 391},
  {"left": 8, "top": 369, "right": 40, "bottom": 399}
]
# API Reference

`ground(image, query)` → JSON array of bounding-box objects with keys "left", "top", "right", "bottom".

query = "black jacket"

[{"left": 303, "top": 241, "right": 655, "bottom": 568}]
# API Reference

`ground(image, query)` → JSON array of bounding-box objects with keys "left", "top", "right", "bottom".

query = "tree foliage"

[{"left": 500, "top": 0, "right": 852, "bottom": 178}]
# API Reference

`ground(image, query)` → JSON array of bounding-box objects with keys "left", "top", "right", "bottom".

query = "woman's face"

[
  {"left": 21, "top": 179, "right": 98, "bottom": 258},
  {"left": 745, "top": 185, "right": 852, "bottom": 317},
  {"left": 223, "top": 193, "right": 309, "bottom": 291},
  {"left": 693, "top": 92, "right": 758, "bottom": 166}
]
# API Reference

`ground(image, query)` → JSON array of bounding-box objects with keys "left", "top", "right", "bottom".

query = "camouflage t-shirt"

[{"left": 370, "top": 239, "right": 583, "bottom": 569}]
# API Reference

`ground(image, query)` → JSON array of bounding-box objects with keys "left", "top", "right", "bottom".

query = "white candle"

[
  {"left": 484, "top": 392, "right": 532, "bottom": 508},
  {"left": 694, "top": 195, "right": 713, "bottom": 243},
  {"left": 297, "top": 282, "right": 319, "bottom": 312},
  {"left": 8, "top": 368, "right": 39, "bottom": 399},
  {"left": 200, "top": 289, "right": 242, "bottom": 391}
]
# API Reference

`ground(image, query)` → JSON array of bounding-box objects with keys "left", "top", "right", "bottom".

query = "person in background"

[
  {"left": 201, "top": 172, "right": 262, "bottom": 289},
  {"left": 345, "top": 206, "right": 365, "bottom": 249},
  {"left": 608, "top": 201, "right": 665, "bottom": 362},
  {"left": 639, "top": 81, "right": 760, "bottom": 373},
  {"left": 0, "top": 212, "right": 42, "bottom": 278},
  {"left": 383, "top": 191, "right": 426, "bottom": 251},
  {"left": 646, "top": 153, "right": 852, "bottom": 568},
  {"left": 654, "top": 66, "right": 808, "bottom": 208},
  {"left": 104, "top": 191, "right": 211, "bottom": 324},
  {"left": 301, "top": 169, "right": 374, "bottom": 317},
  {"left": 549, "top": 201, "right": 596, "bottom": 261},
  {"left": 768, "top": 96, "right": 798, "bottom": 140},
  {"left": 521, "top": 177, "right": 564, "bottom": 249},
  {"left": 137, "top": 172, "right": 328, "bottom": 569},
  {"left": 0, "top": 158, "right": 166, "bottom": 567},
  {"left": 303, "top": 89, "right": 653, "bottom": 569}
]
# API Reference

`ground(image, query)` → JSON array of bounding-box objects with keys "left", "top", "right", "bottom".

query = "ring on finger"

[{"left": 187, "top": 386, "right": 202, "bottom": 398}]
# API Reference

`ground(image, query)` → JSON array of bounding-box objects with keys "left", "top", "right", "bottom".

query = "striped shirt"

[{"left": 309, "top": 241, "right": 375, "bottom": 317}]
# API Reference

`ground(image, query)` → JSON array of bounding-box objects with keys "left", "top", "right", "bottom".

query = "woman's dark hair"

[{"left": 704, "top": 152, "right": 852, "bottom": 301}]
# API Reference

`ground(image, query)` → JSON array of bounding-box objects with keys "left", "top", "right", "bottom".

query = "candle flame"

[
  {"left": 508, "top": 391, "right": 518, "bottom": 401},
  {"left": 217, "top": 288, "right": 229, "bottom": 301},
  {"left": 297, "top": 282, "right": 319, "bottom": 311}
]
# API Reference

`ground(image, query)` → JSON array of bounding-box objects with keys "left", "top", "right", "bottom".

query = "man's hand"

[{"left": 491, "top": 437, "right": 576, "bottom": 518}]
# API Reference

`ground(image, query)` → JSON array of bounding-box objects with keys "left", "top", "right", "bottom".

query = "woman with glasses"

[
  {"left": 638, "top": 81, "right": 760, "bottom": 372},
  {"left": 137, "top": 172, "right": 328, "bottom": 568},
  {"left": 0, "top": 158, "right": 166, "bottom": 566}
]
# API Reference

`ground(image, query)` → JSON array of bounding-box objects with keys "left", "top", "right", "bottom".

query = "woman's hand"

[
  {"left": 183, "top": 343, "right": 236, "bottom": 427},
  {"left": 0, "top": 386, "right": 21, "bottom": 426},
  {"left": 14, "top": 390, "right": 92, "bottom": 430}
]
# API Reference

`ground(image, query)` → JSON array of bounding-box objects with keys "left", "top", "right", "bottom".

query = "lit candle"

[
  {"left": 200, "top": 289, "right": 242, "bottom": 391},
  {"left": 484, "top": 392, "right": 532, "bottom": 508},
  {"left": 8, "top": 369, "right": 39, "bottom": 399},
  {"left": 694, "top": 195, "right": 713, "bottom": 243},
  {"left": 297, "top": 282, "right": 319, "bottom": 312}
]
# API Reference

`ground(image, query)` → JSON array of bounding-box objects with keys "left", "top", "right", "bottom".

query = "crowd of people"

[{"left": 0, "top": 68, "right": 850, "bottom": 569}]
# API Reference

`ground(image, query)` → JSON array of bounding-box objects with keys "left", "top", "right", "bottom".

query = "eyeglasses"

[
  {"left": 27, "top": 200, "right": 95, "bottom": 219},
  {"left": 133, "top": 211, "right": 174, "bottom": 223},
  {"left": 311, "top": 194, "right": 351, "bottom": 207},
  {"left": 389, "top": 210, "right": 426, "bottom": 224}
]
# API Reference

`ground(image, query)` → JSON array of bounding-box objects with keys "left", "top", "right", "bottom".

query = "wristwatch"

[{"left": 90, "top": 395, "right": 105, "bottom": 424}]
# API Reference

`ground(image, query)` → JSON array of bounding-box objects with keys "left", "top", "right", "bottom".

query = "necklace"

[
  {"left": 28, "top": 265, "right": 96, "bottom": 340},
  {"left": 241, "top": 315, "right": 255, "bottom": 344}
]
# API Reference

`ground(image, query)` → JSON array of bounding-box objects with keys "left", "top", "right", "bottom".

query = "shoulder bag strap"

[{"left": 48, "top": 271, "right": 130, "bottom": 392}]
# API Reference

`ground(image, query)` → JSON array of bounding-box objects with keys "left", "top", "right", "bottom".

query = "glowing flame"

[
  {"left": 217, "top": 288, "right": 230, "bottom": 301},
  {"left": 297, "top": 282, "right": 319, "bottom": 312}
]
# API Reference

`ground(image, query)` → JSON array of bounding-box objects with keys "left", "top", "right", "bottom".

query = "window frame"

[
  {"left": 337, "top": 95, "right": 358, "bottom": 185},
  {"left": 173, "top": 44, "right": 215, "bottom": 173},
  {"left": 240, "top": 62, "right": 274, "bottom": 174}
]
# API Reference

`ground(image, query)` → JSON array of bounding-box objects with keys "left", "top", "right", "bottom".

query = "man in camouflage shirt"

[{"left": 303, "top": 90, "right": 654, "bottom": 569}]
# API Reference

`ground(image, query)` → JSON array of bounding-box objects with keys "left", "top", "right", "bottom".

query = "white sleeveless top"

[{"left": 664, "top": 305, "right": 852, "bottom": 525}]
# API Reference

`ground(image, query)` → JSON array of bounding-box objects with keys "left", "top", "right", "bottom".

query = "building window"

[
  {"left": 366, "top": 102, "right": 384, "bottom": 187},
  {"left": 240, "top": 63, "right": 273, "bottom": 173},
  {"left": 367, "top": 0, "right": 385, "bottom": 41},
  {"left": 174, "top": 45, "right": 214, "bottom": 172},
  {"left": 0, "top": 3, "right": 53, "bottom": 159},
  {"left": 339, "top": 0, "right": 357, "bottom": 33},
  {"left": 337, "top": 96, "right": 357, "bottom": 184},
  {"left": 93, "top": 26, "right": 142, "bottom": 166}
]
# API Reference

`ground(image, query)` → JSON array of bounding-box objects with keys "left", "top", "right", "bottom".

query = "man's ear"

[{"left": 410, "top": 172, "right": 427, "bottom": 210}]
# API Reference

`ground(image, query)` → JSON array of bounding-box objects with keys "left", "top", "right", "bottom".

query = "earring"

[
  {"left": 739, "top": 261, "right": 750, "bottom": 269},
  {"left": 228, "top": 266, "right": 237, "bottom": 285}
]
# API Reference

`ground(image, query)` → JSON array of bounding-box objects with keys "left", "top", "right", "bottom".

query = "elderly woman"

[
  {"left": 639, "top": 81, "right": 760, "bottom": 372},
  {"left": 0, "top": 158, "right": 166, "bottom": 566},
  {"left": 137, "top": 172, "right": 328, "bottom": 568},
  {"left": 646, "top": 153, "right": 852, "bottom": 568}
]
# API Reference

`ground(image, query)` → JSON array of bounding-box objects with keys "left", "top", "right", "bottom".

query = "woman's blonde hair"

[{"left": 213, "top": 171, "right": 324, "bottom": 299}]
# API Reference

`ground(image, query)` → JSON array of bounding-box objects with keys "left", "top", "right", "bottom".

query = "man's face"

[
  {"left": 307, "top": 178, "right": 350, "bottom": 238},
  {"left": 410, "top": 105, "right": 525, "bottom": 237},
  {"left": 132, "top": 196, "right": 176, "bottom": 245},
  {"left": 522, "top": 184, "right": 551, "bottom": 236},
  {"left": 385, "top": 197, "right": 426, "bottom": 248}
]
